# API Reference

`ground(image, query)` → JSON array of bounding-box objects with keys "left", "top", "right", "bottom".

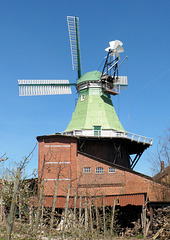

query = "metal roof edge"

[
  {"left": 76, "top": 135, "right": 151, "bottom": 147},
  {"left": 36, "top": 133, "right": 78, "bottom": 141},
  {"left": 43, "top": 192, "right": 147, "bottom": 198}
]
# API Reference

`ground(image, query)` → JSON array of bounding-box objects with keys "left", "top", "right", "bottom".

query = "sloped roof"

[
  {"left": 153, "top": 166, "right": 170, "bottom": 183},
  {"left": 77, "top": 70, "right": 101, "bottom": 85},
  {"left": 77, "top": 150, "right": 153, "bottom": 181},
  {"left": 37, "top": 133, "right": 151, "bottom": 155}
]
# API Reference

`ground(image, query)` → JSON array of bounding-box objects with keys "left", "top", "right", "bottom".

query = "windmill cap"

[{"left": 77, "top": 70, "right": 101, "bottom": 85}]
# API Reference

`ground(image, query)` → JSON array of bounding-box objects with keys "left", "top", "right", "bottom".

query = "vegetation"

[
  {"left": 149, "top": 128, "right": 170, "bottom": 201},
  {"left": 0, "top": 157, "right": 144, "bottom": 240},
  {"left": 150, "top": 128, "right": 170, "bottom": 175}
]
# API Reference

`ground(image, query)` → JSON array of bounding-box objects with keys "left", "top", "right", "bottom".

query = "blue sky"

[{"left": 0, "top": 0, "right": 170, "bottom": 176}]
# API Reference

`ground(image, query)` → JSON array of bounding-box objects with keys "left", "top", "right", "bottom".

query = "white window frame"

[
  {"left": 95, "top": 167, "right": 104, "bottom": 174},
  {"left": 108, "top": 167, "right": 116, "bottom": 173},
  {"left": 81, "top": 94, "right": 85, "bottom": 101},
  {"left": 84, "top": 167, "right": 91, "bottom": 173}
]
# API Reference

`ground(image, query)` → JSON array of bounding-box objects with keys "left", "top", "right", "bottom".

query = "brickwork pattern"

[{"left": 38, "top": 135, "right": 164, "bottom": 207}]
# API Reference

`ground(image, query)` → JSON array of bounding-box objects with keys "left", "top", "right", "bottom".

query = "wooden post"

[
  {"left": 34, "top": 179, "right": 45, "bottom": 234},
  {"left": 6, "top": 167, "right": 21, "bottom": 240},
  {"left": 95, "top": 197, "right": 99, "bottom": 234},
  {"left": 73, "top": 193, "right": 77, "bottom": 227},
  {"left": 62, "top": 184, "right": 71, "bottom": 239},
  {"left": 89, "top": 198, "right": 93, "bottom": 234},
  {"left": 74, "top": 194, "right": 77, "bottom": 218},
  {"left": 103, "top": 197, "right": 106, "bottom": 237},
  {"left": 150, "top": 206, "right": 153, "bottom": 223},
  {"left": 110, "top": 200, "right": 116, "bottom": 235},
  {"left": 18, "top": 193, "right": 21, "bottom": 222},
  {"left": 78, "top": 194, "right": 82, "bottom": 237},
  {"left": 85, "top": 196, "right": 88, "bottom": 230},
  {"left": 29, "top": 201, "right": 33, "bottom": 227},
  {"left": 79, "top": 194, "right": 82, "bottom": 224},
  {"left": 50, "top": 178, "right": 59, "bottom": 230},
  {"left": 141, "top": 204, "right": 147, "bottom": 237},
  {"left": 39, "top": 202, "right": 44, "bottom": 239},
  {"left": 41, "top": 203, "right": 44, "bottom": 226},
  {"left": 0, "top": 195, "right": 3, "bottom": 222}
]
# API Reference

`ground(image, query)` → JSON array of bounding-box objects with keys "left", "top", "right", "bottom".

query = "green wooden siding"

[{"left": 65, "top": 71, "right": 125, "bottom": 133}]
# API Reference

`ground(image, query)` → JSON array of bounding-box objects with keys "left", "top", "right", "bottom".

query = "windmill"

[
  {"left": 18, "top": 16, "right": 127, "bottom": 135},
  {"left": 18, "top": 16, "right": 152, "bottom": 169}
]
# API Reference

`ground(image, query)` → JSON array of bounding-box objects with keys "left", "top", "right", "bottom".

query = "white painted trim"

[
  {"left": 45, "top": 162, "right": 71, "bottom": 164},
  {"left": 44, "top": 145, "right": 71, "bottom": 148},
  {"left": 44, "top": 178, "right": 71, "bottom": 181},
  {"left": 63, "top": 130, "right": 153, "bottom": 145}
]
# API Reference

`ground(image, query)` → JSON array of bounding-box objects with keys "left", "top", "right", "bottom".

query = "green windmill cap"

[{"left": 77, "top": 70, "right": 101, "bottom": 84}]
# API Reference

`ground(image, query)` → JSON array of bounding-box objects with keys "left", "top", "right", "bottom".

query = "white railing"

[
  {"left": 62, "top": 129, "right": 153, "bottom": 145},
  {"left": 125, "top": 132, "right": 153, "bottom": 145}
]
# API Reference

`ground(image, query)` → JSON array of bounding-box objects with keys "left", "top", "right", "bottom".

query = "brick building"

[{"left": 37, "top": 134, "right": 164, "bottom": 209}]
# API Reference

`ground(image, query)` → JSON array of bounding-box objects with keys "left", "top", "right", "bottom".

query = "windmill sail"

[
  {"left": 67, "top": 16, "right": 81, "bottom": 79},
  {"left": 115, "top": 76, "right": 128, "bottom": 89},
  {"left": 18, "top": 79, "right": 73, "bottom": 96}
]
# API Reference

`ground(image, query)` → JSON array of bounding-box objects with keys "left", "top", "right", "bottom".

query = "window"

[
  {"left": 108, "top": 167, "right": 116, "bottom": 173},
  {"left": 84, "top": 167, "right": 91, "bottom": 173},
  {"left": 81, "top": 94, "right": 85, "bottom": 101},
  {"left": 94, "top": 126, "right": 101, "bottom": 136},
  {"left": 95, "top": 167, "right": 104, "bottom": 174}
]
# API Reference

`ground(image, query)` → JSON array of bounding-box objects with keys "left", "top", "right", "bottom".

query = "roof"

[
  {"left": 36, "top": 133, "right": 77, "bottom": 142},
  {"left": 77, "top": 150, "right": 153, "bottom": 181},
  {"left": 37, "top": 133, "right": 151, "bottom": 154},
  {"left": 36, "top": 193, "right": 147, "bottom": 207},
  {"left": 153, "top": 166, "right": 170, "bottom": 181},
  {"left": 77, "top": 70, "right": 101, "bottom": 85},
  {"left": 77, "top": 135, "right": 151, "bottom": 154},
  {"left": 118, "top": 193, "right": 146, "bottom": 206}
]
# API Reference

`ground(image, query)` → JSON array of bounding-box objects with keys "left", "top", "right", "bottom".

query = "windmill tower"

[{"left": 18, "top": 16, "right": 152, "bottom": 169}]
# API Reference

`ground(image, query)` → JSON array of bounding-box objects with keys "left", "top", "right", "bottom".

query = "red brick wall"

[
  {"left": 38, "top": 136, "right": 77, "bottom": 196},
  {"left": 77, "top": 153, "right": 125, "bottom": 196},
  {"left": 77, "top": 153, "right": 162, "bottom": 201},
  {"left": 37, "top": 135, "right": 163, "bottom": 208}
]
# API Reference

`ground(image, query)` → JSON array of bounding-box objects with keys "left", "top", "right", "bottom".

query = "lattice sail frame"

[
  {"left": 18, "top": 79, "right": 72, "bottom": 96},
  {"left": 67, "top": 16, "right": 81, "bottom": 78},
  {"left": 115, "top": 76, "right": 128, "bottom": 90}
]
